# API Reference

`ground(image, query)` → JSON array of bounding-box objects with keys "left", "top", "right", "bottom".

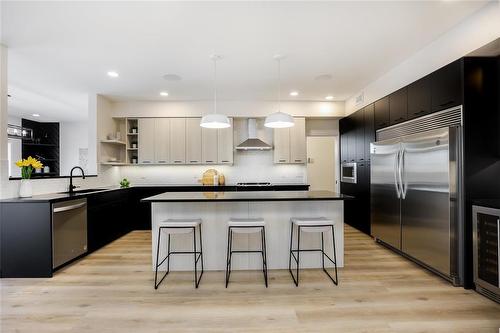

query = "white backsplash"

[{"left": 119, "top": 150, "right": 306, "bottom": 185}]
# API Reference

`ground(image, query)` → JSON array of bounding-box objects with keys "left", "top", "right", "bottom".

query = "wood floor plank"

[{"left": 1, "top": 225, "right": 499, "bottom": 333}]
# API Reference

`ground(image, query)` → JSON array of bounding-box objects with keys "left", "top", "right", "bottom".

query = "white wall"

[
  {"left": 118, "top": 118, "right": 306, "bottom": 185},
  {"left": 60, "top": 120, "right": 89, "bottom": 175},
  {"left": 345, "top": 1, "right": 500, "bottom": 115},
  {"left": 111, "top": 100, "right": 344, "bottom": 118},
  {"left": 7, "top": 115, "right": 21, "bottom": 177},
  {"left": 112, "top": 100, "right": 341, "bottom": 186},
  {"left": 0, "top": 91, "right": 120, "bottom": 199}
]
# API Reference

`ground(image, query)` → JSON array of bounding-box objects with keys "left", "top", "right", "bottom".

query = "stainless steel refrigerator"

[{"left": 371, "top": 107, "right": 464, "bottom": 286}]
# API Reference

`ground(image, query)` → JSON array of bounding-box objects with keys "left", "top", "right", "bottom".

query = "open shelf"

[
  {"left": 100, "top": 139, "right": 126, "bottom": 145},
  {"left": 100, "top": 161, "right": 128, "bottom": 166}
]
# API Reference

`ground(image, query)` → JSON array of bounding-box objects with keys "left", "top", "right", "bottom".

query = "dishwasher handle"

[{"left": 53, "top": 202, "right": 87, "bottom": 213}]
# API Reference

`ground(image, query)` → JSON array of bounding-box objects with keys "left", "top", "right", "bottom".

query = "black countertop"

[
  {"left": 0, "top": 184, "right": 310, "bottom": 203},
  {"left": 141, "top": 190, "right": 352, "bottom": 202}
]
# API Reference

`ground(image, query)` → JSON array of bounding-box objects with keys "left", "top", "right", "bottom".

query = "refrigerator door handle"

[
  {"left": 400, "top": 148, "right": 407, "bottom": 199},
  {"left": 394, "top": 150, "right": 401, "bottom": 199}
]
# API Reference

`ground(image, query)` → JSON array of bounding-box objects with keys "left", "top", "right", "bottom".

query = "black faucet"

[{"left": 69, "top": 166, "right": 86, "bottom": 194}]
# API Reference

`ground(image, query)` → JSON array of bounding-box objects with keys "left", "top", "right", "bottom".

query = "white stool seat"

[
  {"left": 159, "top": 218, "right": 202, "bottom": 234},
  {"left": 228, "top": 218, "right": 265, "bottom": 234},
  {"left": 291, "top": 217, "right": 334, "bottom": 233}
]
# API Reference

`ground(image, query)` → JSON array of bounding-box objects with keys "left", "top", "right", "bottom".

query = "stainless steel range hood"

[{"left": 236, "top": 118, "right": 272, "bottom": 151}]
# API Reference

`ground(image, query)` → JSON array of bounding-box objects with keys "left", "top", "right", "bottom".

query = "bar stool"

[
  {"left": 154, "top": 218, "right": 204, "bottom": 289},
  {"left": 225, "top": 218, "right": 268, "bottom": 288},
  {"left": 288, "top": 217, "right": 338, "bottom": 286}
]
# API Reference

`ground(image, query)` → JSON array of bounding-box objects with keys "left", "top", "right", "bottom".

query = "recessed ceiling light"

[
  {"left": 107, "top": 71, "right": 119, "bottom": 78},
  {"left": 325, "top": 95, "right": 334, "bottom": 100},
  {"left": 32, "top": 113, "right": 40, "bottom": 117},
  {"left": 163, "top": 74, "right": 182, "bottom": 81},
  {"left": 289, "top": 91, "right": 299, "bottom": 97},
  {"left": 160, "top": 91, "right": 169, "bottom": 97}
]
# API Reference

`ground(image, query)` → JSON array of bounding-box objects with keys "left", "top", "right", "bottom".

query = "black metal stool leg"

[
  {"left": 226, "top": 227, "right": 233, "bottom": 287},
  {"left": 167, "top": 234, "right": 171, "bottom": 274},
  {"left": 321, "top": 231, "right": 325, "bottom": 270},
  {"left": 331, "top": 225, "right": 338, "bottom": 285},
  {"left": 154, "top": 227, "right": 162, "bottom": 289},
  {"left": 296, "top": 226, "right": 301, "bottom": 286},
  {"left": 198, "top": 224, "right": 204, "bottom": 284},
  {"left": 288, "top": 222, "right": 294, "bottom": 272},
  {"left": 261, "top": 226, "right": 268, "bottom": 288},
  {"left": 193, "top": 226, "right": 198, "bottom": 288}
]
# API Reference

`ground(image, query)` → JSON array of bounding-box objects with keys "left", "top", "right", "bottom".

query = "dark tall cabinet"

[{"left": 340, "top": 104, "right": 375, "bottom": 235}]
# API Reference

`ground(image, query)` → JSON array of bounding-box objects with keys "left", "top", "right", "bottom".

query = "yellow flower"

[
  {"left": 16, "top": 160, "right": 24, "bottom": 167},
  {"left": 33, "top": 161, "right": 43, "bottom": 169},
  {"left": 22, "top": 159, "right": 30, "bottom": 167}
]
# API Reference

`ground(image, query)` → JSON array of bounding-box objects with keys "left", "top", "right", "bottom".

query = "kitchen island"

[{"left": 142, "top": 191, "right": 352, "bottom": 272}]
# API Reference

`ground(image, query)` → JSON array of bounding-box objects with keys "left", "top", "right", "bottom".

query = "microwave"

[{"left": 341, "top": 162, "right": 357, "bottom": 184}]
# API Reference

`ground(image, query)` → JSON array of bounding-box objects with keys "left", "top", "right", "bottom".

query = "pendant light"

[
  {"left": 200, "top": 55, "right": 231, "bottom": 129},
  {"left": 264, "top": 55, "right": 295, "bottom": 129}
]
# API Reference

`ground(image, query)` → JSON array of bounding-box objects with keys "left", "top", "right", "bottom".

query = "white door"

[
  {"left": 217, "top": 118, "right": 233, "bottom": 164},
  {"left": 170, "top": 118, "right": 186, "bottom": 164},
  {"left": 186, "top": 118, "right": 202, "bottom": 164},
  {"left": 138, "top": 118, "right": 155, "bottom": 164},
  {"left": 154, "top": 118, "right": 170, "bottom": 164},
  {"left": 306, "top": 136, "right": 336, "bottom": 191}
]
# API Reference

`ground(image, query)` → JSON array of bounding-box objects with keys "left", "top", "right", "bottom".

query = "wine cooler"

[{"left": 473, "top": 205, "right": 500, "bottom": 303}]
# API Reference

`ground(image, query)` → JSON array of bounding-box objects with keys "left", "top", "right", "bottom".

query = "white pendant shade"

[
  {"left": 200, "top": 54, "right": 231, "bottom": 129},
  {"left": 200, "top": 114, "right": 231, "bottom": 128},
  {"left": 265, "top": 55, "right": 294, "bottom": 129},
  {"left": 264, "top": 111, "right": 295, "bottom": 128}
]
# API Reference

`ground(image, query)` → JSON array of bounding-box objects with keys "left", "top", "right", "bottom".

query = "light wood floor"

[{"left": 1, "top": 226, "right": 499, "bottom": 333}]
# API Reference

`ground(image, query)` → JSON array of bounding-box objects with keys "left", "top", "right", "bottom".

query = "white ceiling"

[{"left": 2, "top": 1, "right": 490, "bottom": 121}]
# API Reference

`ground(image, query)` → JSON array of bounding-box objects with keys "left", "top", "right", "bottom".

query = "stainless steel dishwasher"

[{"left": 52, "top": 198, "right": 88, "bottom": 269}]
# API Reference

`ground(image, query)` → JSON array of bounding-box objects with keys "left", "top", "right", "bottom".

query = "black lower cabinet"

[
  {"left": 87, "top": 189, "right": 135, "bottom": 253},
  {"left": 0, "top": 202, "right": 53, "bottom": 278},
  {"left": 341, "top": 163, "right": 371, "bottom": 236}
]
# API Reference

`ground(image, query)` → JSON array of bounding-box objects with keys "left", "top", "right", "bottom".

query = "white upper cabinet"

[
  {"left": 134, "top": 117, "right": 234, "bottom": 165},
  {"left": 217, "top": 118, "right": 233, "bottom": 164},
  {"left": 274, "top": 127, "right": 290, "bottom": 163},
  {"left": 154, "top": 118, "right": 170, "bottom": 164},
  {"left": 138, "top": 118, "right": 155, "bottom": 164},
  {"left": 290, "top": 117, "right": 306, "bottom": 163},
  {"left": 273, "top": 117, "right": 306, "bottom": 164},
  {"left": 170, "top": 118, "right": 186, "bottom": 164},
  {"left": 202, "top": 127, "right": 218, "bottom": 164},
  {"left": 186, "top": 118, "right": 202, "bottom": 164}
]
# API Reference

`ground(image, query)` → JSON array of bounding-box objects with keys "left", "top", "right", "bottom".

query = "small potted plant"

[
  {"left": 120, "top": 178, "right": 130, "bottom": 188},
  {"left": 15, "top": 156, "right": 43, "bottom": 197}
]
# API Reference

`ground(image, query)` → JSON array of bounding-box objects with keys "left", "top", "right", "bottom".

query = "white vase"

[{"left": 19, "top": 179, "right": 33, "bottom": 198}]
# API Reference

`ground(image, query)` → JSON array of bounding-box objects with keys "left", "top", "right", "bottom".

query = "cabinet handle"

[
  {"left": 174, "top": 160, "right": 183, "bottom": 163},
  {"left": 190, "top": 160, "right": 199, "bottom": 163},
  {"left": 221, "top": 160, "right": 230, "bottom": 163},
  {"left": 157, "top": 160, "right": 166, "bottom": 163},
  {"left": 141, "top": 160, "right": 151, "bottom": 163},
  {"left": 279, "top": 159, "right": 287, "bottom": 162},
  {"left": 414, "top": 110, "right": 426, "bottom": 115},
  {"left": 294, "top": 159, "right": 303, "bottom": 162},
  {"left": 205, "top": 160, "right": 214, "bottom": 163}
]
